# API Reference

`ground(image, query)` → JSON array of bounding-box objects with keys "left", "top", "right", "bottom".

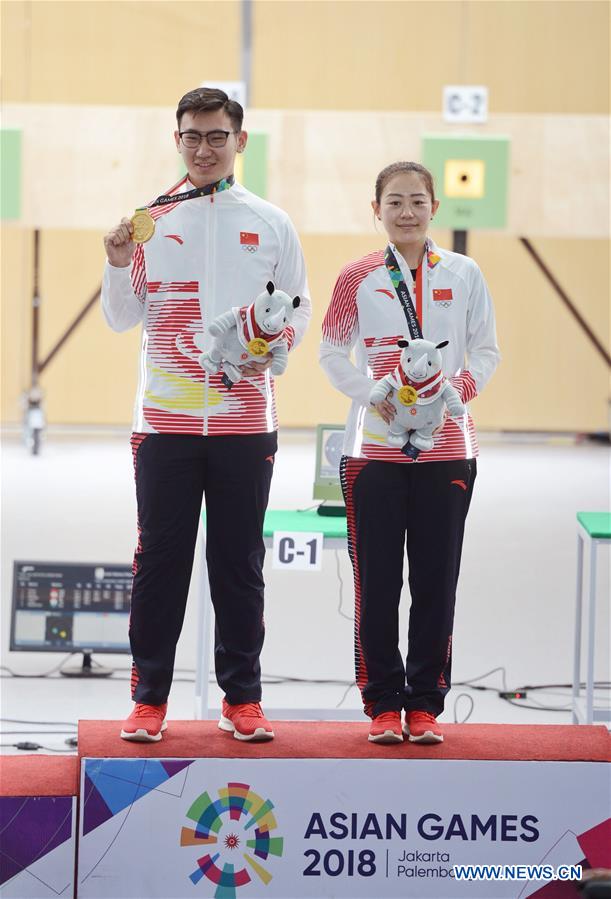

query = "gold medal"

[
  {"left": 247, "top": 337, "right": 269, "bottom": 357},
  {"left": 397, "top": 385, "right": 418, "bottom": 406},
  {"left": 131, "top": 208, "right": 155, "bottom": 243}
]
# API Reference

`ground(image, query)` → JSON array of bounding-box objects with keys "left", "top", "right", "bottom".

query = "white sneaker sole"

[
  {"left": 218, "top": 715, "right": 274, "bottom": 742},
  {"left": 120, "top": 720, "right": 167, "bottom": 742},
  {"left": 404, "top": 727, "right": 443, "bottom": 744},
  {"left": 368, "top": 730, "right": 403, "bottom": 744}
]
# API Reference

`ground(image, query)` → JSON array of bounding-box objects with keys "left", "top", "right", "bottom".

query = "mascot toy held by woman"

[
  {"left": 369, "top": 338, "right": 466, "bottom": 455},
  {"left": 199, "top": 281, "right": 300, "bottom": 388}
]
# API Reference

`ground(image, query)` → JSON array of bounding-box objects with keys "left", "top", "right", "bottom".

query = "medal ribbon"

[
  {"left": 149, "top": 174, "right": 235, "bottom": 208},
  {"left": 384, "top": 245, "right": 424, "bottom": 339},
  {"left": 395, "top": 367, "right": 444, "bottom": 400},
  {"left": 235, "top": 305, "right": 283, "bottom": 352},
  {"left": 246, "top": 305, "right": 282, "bottom": 343}
]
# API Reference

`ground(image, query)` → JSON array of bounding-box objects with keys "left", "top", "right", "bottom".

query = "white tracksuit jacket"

[
  {"left": 102, "top": 178, "right": 311, "bottom": 436},
  {"left": 320, "top": 240, "right": 500, "bottom": 462}
]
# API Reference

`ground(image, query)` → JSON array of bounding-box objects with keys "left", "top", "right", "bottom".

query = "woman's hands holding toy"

[
  {"left": 372, "top": 393, "right": 396, "bottom": 424},
  {"left": 241, "top": 353, "right": 273, "bottom": 376}
]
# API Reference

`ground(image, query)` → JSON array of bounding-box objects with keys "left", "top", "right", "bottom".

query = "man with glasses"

[{"left": 102, "top": 87, "right": 311, "bottom": 743}]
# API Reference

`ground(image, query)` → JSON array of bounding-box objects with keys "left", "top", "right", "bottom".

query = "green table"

[
  {"left": 573, "top": 512, "right": 611, "bottom": 725},
  {"left": 262, "top": 509, "right": 347, "bottom": 541}
]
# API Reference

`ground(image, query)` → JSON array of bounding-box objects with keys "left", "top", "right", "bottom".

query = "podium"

[{"left": 2, "top": 722, "right": 609, "bottom": 898}]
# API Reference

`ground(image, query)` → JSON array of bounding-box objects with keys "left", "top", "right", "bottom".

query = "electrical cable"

[
  {"left": 501, "top": 697, "right": 573, "bottom": 713},
  {"left": 3, "top": 659, "right": 609, "bottom": 694},
  {"left": 514, "top": 696, "right": 573, "bottom": 711},
  {"left": 518, "top": 682, "right": 611, "bottom": 691},
  {"left": 520, "top": 688, "right": 606, "bottom": 699},
  {"left": 0, "top": 654, "right": 78, "bottom": 678},
  {"left": 109, "top": 666, "right": 197, "bottom": 674},
  {"left": 4, "top": 665, "right": 606, "bottom": 697},
  {"left": 1, "top": 718, "right": 77, "bottom": 727},
  {"left": 452, "top": 693, "right": 475, "bottom": 723},
  {"left": 335, "top": 682, "right": 357, "bottom": 709},
  {"left": 0, "top": 731, "right": 78, "bottom": 736},
  {"left": 0, "top": 742, "right": 75, "bottom": 752},
  {"left": 334, "top": 549, "right": 354, "bottom": 622},
  {"left": 455, "top": 666, "right": 508, "bottom": 691}
]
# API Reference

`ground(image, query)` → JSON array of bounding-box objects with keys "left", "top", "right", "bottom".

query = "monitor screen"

[
  {"left": 313, "top": 425, "right": 345, "bottom": 502},
  {"left": 10, "top": 561, "right": 132, "bottom": 654}
]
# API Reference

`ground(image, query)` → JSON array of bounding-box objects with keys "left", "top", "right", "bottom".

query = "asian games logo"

[{"left": 180, "top": 781, "right": 284, "bottom": 897}]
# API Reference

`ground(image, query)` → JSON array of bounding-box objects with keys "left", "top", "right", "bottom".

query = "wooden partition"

[{"left": 1, "top": 0, "right": 609, "bottom": 430}]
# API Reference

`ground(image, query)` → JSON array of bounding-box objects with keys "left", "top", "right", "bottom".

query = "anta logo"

[
  {"left": 240, "top": 232, "right": 259, "bottom": 253},
  {"left": 375, "top": 289, "right": 395, "bottom": 299},
  {"left": 451, "top": 479, "right": 467, "bottom": 491},
  {"left": 165, "top": 234, "right": 184, "bottom": 244}
]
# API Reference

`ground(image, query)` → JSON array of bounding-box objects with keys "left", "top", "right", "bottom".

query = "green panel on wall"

[
  {"left": 1, "top": 128, "right": 22, "bottom": 220},
  {"left": 422, "top": 134, "right": 510, "bottom": 229},
  {"left": 242, "top": 132, "right": 268, "bottom": 199}
]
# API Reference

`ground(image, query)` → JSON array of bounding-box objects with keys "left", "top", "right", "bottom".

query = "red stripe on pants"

[
  {"left": 129, "top": 433, "right": 149, "bottom": 699},
  {"left": 340, "top": 455, "right": 374, "bottom": 717}
]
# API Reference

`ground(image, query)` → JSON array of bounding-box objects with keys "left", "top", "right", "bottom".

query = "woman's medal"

[
  {"left": 247, "top": 337, "right": 269, "bottom": 357},
  {"left": 131, "top": 208, "right": 155, "bottom": 243},
  {"left": 397, "top": 385, "right": 418, "bottom": 406}
]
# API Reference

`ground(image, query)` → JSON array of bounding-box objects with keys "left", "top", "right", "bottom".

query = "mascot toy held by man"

[
  {"left": 199, "top": 281, "right": 300, "bottom": 388},
  {"left": 369, "top": 338, "right": 466, "bottom": 454}
]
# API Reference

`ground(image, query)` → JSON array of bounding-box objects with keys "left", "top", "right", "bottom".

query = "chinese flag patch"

[
  {"left": 240, "top": 231, "right": 259, "bottom": 247},
  {"left": 433, "top": 288, "right": 453, "bottom": 301}
]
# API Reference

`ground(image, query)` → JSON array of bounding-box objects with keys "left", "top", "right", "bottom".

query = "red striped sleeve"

[
  {"left": 130, "top": 244, "right": 146, "bottom": 301},
  {"left": 322, "top": 251, "right": 384, "bottom": 345},
  {"left": 450, "top": 370, "right": 478, "bottom": 403},
  {"left": 284, "top": 325, "right": 295, "bottom": 351},
  {"left": 130, "top": 177, "right": 190, "bottom": 303}
]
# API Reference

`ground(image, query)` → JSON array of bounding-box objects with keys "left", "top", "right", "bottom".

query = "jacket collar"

[{"left": 389, "top": 237, "right": 442, "bottom": 278}]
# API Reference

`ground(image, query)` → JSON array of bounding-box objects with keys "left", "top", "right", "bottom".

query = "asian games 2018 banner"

[{"left": 78, "top": 758, "right": 609, "bottom": 899}]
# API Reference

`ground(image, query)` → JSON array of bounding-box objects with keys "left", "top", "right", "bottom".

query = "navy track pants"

[
  {"left": 340, "top": 456, "right": 476, "bottom": 718},
  {"left": 128, "top": 431, "right": 276, "bottom": 706}
]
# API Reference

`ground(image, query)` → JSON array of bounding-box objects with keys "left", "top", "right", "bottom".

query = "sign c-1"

[{"left": 272, "top": 531, "right": 324, "bottom": 571}]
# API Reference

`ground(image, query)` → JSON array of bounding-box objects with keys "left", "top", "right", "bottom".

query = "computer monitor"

[
  {"left": 10, "top": 561, "right": 132, "bottom": 677},
  {"left": 313, "top": 424, "right": 345, "bottom": 505}
]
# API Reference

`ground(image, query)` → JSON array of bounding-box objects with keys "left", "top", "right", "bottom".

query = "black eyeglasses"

[{"left": 179, "top": 129, "right": 237, "bottom": 149}]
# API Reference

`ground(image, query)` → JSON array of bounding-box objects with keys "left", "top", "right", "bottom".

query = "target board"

[{"left": 422, "top": 135, "right": 510, "bottom": 230}]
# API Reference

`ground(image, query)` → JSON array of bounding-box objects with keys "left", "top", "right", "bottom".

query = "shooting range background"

[{"left": 1, "top": 0, "right": 609, "bottom": 431}]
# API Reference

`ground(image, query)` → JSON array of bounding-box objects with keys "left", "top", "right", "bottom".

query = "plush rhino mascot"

[
  {"left": 199, "top": 281, "right": 300, "bottom": 389},
  {"left": 369, "top": 337, "right": 466, "bottom": 452}
]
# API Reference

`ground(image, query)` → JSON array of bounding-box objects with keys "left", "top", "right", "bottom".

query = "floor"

[{"left": 1, "top": 428, "right": 609, "bottom": 755}]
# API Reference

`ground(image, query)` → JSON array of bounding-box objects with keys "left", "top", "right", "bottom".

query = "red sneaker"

[
  {"left": 219, "top": 700, "right": 274, "bottom": 741},
  {"left": 120, "top": 703, "right": 168, "bottom": 742},
  {"left": 404, "top": 710, "right": 443, "bottom": 744},
  {"left": 368, "top": 710, "right": 403, "bottom": 744}
]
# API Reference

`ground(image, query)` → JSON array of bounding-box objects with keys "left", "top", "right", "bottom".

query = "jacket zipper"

[{"left": 203, "top": 196, "right": 216, "bottom": 436}]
